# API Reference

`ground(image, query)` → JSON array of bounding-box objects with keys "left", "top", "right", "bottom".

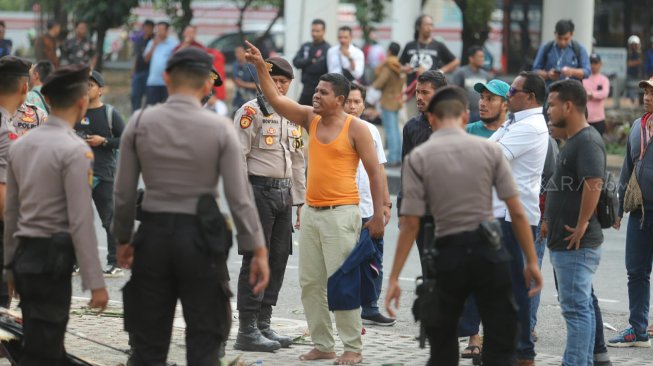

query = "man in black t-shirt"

[
  {"left": 400, "top": 15, "right": 458, "bottom": 117},
  {"left": 292, "top": 19, "right": 330, "bottom": 106},
  {"left": 74, "top": 70, "right": 125, "bottom": 275},
  {"left": 544, "top": 80, "right": 606, "bottom": 365},
  {"left": 131, "top": 20, "right": 155, "bottom": 112}
]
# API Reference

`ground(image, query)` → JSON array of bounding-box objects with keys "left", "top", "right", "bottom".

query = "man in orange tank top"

[{"left": 245, "top": 41, "right": 385, "bottom": 365}]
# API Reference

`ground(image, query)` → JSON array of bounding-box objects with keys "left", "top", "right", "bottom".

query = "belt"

[
  {"left": 436, "top": 228, "right": 484, "bottom": 248},
  {"left": 249, "top": 175, "right": 292, "bottom": 189},
  {"left": 140, "top": 211, "right": 197, "bottom": 226},
  {"left": 307, "top": 204, "right": 347, "bottom": 210}
]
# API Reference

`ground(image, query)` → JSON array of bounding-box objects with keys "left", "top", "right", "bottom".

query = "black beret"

[
  {"left": 89, "top": 70, "right": 105, "bottom": 87},
  {"left": 41, "top": 64, "right": 90, "bottom": 97},
  {"left": 0, "top": 56, "right": 31, "bottom": 77},
  {"left": 265, "top": 57, "right": 294, "bottom": 79},
  {"left": 165, "top": 47, "right": 213, "bottom": 73},
  {"left": 210, "top": 66, "right": 223, "bottom": 87}
]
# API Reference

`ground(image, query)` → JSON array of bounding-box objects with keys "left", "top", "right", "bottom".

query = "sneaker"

[
  {"left": 72, "top": 265, "right": 80, "bottom": 276},
  {"left": 361, "top": 313, "right": 396, "bottom": 326},
  {"left": 607, "top": 327, "right": 651, "bottom": 348},
  {"left": 103, "top": 265, "right": 124, "bottom": 277}
]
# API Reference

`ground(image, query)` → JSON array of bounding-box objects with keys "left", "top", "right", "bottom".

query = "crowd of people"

[{"left": 0, "top": 12, "right": 650, "bottom": 366}]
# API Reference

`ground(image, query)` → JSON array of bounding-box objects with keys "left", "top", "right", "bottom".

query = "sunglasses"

[{"left": 508, "top": 86, "right": 532, "bottom": 97}]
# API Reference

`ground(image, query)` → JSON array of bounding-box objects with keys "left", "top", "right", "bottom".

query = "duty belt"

[
  {"left": 248, "top": 175, "right": 292, "bottom": 189},
  {"left": 436, "top": 228, "right": 484, "bottom": 248}
]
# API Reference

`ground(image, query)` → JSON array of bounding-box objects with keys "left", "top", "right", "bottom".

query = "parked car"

[{"left": 208, "top": 31, "right": 283, "bottom": 75}]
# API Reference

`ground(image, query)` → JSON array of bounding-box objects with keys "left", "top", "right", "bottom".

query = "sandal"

[
  {"left": 648, "top": 324, "right": 653, "bottom": 338},
  {"left": 461, "top": 345, "right": 482, "bottom": 359}
]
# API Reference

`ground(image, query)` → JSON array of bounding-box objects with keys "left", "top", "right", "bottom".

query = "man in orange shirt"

[{"left": 245, "top": 42, "right": 385, "bottom": 365}]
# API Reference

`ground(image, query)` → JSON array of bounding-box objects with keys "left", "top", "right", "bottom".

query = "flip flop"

[
  {"left": 461, "top": 345, "right": 481, "bottom": 359},
  {"left": 648, "top": 325, "right": 653, "bottom": 337}
]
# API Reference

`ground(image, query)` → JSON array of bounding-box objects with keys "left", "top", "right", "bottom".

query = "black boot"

[
  {"left": 258, "top": 305, "right": 293, "bottom": 348},
  {"left": 234, "top": 311, "right": 281, "bottom": 352}
]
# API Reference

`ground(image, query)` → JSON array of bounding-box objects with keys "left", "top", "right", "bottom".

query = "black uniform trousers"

[
  {"left": 425, "top": 237, "right": 518, "bottom": 366},
  {"left": 93, "top": 179, "right": 118, "bottom": 265},
  {"left": 0, "top": 221, "right": 10, "bottom": 307},
  {"left": 14, "top": 237, "right": 73, "bottom": 366},
  {"left": 237, "top": 181, "right": 292, "bottom": 312},
  {"left": 123, "top": 212, "right": 231, "bottom": 366}
]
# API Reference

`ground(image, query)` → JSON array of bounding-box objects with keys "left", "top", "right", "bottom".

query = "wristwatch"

[{"left": 101, "top": 138, "right": 108, "bottom": 147}]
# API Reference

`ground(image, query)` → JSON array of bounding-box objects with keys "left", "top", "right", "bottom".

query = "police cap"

[
  {"left": 265, "top": 57, "right": 294, "bottom": 79},
  {"left": 0, "top": 56, "right": 32, "bottom": 77},
  {"left": 165, "top": 47, "right": 213, "bottom": 73},
  {"left": 41, "top": 64, "right": 91, "bottom": 97}
]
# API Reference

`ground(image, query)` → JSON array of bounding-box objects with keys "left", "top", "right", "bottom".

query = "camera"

[{"left": 75, "top": 130, "right": 89, "bottom": 140}]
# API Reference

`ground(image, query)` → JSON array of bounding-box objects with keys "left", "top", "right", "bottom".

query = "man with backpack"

[
  {"left": 74, "top": 70, "right": 125, "bottom": 275},
  {"left": 533, "top": 19, "right": 591, "bottom": 84}
]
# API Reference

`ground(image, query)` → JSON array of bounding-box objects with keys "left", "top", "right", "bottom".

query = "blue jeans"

[
  {"left": 361, "top": 217, "right": 384, "bottom": 317},
  {"left": 550, "top": 247, "right": 602, "bottom": 366},
  {"left": 529, "top": 222, "right": 547, "bottom": 332},
  {"left": 626, "top": 209, "right": 653, "bottom": 334},
  {"left": 131, "top": 71, "right": 149, "bottom": 112},
  {"left": 380, "top": 108, "right": 401, "bottom": 164},
  {"left": 146, "top": 85, "right": 168, "bottom": 106},
  {"left": 458, "top": 295, "right": 481, "bottom": 336},
  {"left": 499, "top": 218, "right": 536, "bottom": 360}
]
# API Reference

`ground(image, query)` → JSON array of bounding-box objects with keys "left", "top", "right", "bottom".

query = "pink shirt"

[{"left": 582, "top": 73, "right": 610, "bottom": 123}]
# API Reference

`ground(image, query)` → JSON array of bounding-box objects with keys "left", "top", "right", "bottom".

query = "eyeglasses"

[{"left": 508, "top": 86, "right": 532, "bottom": 97}]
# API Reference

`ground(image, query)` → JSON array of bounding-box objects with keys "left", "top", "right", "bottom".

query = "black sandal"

[{"left": 461, "top": 345, "right": 482, "bottom": 359}]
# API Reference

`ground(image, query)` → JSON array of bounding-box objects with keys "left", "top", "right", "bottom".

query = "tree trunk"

[
  {"left": 95, "top": 27, "right": 106, "bottom": 72},
  {"left": 261, "top": 1, "right": 284, "bottom": 39},
  {"left": 237, "top": 0, "right": 254, "bottom": 43},
  {"left": 178, "top": 0, "right": 194, "bottom": 39}
]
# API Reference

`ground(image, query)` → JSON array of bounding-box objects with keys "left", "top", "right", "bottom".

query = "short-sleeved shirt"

[
  {"left": 145, "top": 37, "right": 179, "bottom": 86},
  {"left": 545, "top": 126, "right": 606, "bottom": 250},
  {"left": 399, "top": 40, "right": 456, "bottom": 86},
  {"left": 401, "top": 128, "right": 518, "bottom": 238},
  {"left": 64, "top": 36, "right": 96, "bottom": 65},
  {"left": 25, "top": 86, "right": 48, "bottom": 113},
  {"left": 232, "top": 62, "right": 258, "bottom": 109},
  {"left": 356, "top": 121, "right": 387, "bottom": 218},
  {"left": 532, "top": 41, "right": 591, "bottom": 82},
  {"left": 133, "top": 34, "right": 153, "bottom": 73},
  {"left": 451, "top": 66, "right": 489, "bottom": 118},
  {"left": 466, "top": 121, "right": 497, "bottom": 139}
]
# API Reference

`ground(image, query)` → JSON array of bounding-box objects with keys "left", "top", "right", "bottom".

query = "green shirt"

[
  {"left": 25, "top": 86, "right": 48, "bottom": 113},
  {"left": 466, "top": 121, "right": 496, "bottom": 139}
]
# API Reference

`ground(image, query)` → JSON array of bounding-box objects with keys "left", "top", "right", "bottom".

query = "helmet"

[{"left": 628, "top": 35, "right": 641, "bottom": 45}]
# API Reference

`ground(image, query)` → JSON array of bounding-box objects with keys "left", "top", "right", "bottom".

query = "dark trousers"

[
  {"left": 14, "top": 239, "right": 73, "bottom": 366},
  {"left": 499, "top": 218, "right": 537, "bottom": 360},
  {"left": 237, "top": 184, "right": 292, "bottom": 312},
  {"left": 93, "top": 180, "right": 117, "bottom": 266},
  {"left": 131, "top": 71, "right": 149, "bottom": 112},
  {"left": 361, "top": 216, "right": 384, "bottom": 316},
  {"left": 123, "top": 213, "right": 231, "bottom": 366},
  {"left": 590, "top": 120, "right": 606, "bottom": 135},
  {"left": 0, "top": 222, "right": 9, "bottom": 307},
  {"left": 425, "top": 240, "right": 518, "bottom": 366},
  {"left": 145, "top": 85, "right": 168, "bottom": 106}
]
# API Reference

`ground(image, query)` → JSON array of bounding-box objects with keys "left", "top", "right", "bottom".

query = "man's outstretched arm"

[{"left": 245, "top": 41, "right": 313, "bottom": 130}]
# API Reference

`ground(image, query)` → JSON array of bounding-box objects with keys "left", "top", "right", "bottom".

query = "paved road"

[{"left": 64, "top": 195, "right": 653, "bottom": 365}]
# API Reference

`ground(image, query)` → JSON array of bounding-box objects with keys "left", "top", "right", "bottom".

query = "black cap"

[
  {"left": 589, "top": 53, "right": 601, "bottom": 63},
  {"left": 0, "top": 56, "right": 32, "bottom": 77},
  {"left": 265, "top": 57, "right": 294, "bottom": 79},
  {"left": 165, "top": 47, "right": 213, "bottom": 73},
  {"left": 210, "top": 66, "right": 223, "bottom": 87},
  {"left": 89, "top": 70, "right": 105, "bottom": 87},
  {"left": 41, "top": 64, "right": 91, "bottom": 97}
]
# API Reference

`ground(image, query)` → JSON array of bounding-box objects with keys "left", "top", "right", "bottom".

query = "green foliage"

[
  {"left": 606, "top": 142, "right": 627, "bottom": 156},
  {"left": 344, "top": 0, "right": 390, "bottom": 43},
  {"left": 67, "top": 0, "right": 139, "bottom": 31},
  {"left": 0, "top": 0, "right": 33, "bottom": 11},
  {"left": 151, "top": 0, "right": 193, "bottom": 36},
  {"left": 462, "top": 0, "right": 495, "bottom": 35}
]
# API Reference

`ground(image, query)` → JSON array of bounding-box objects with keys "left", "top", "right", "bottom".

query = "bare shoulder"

[{"left": 348, "top": 116, "right": 372, "bottom": 137}]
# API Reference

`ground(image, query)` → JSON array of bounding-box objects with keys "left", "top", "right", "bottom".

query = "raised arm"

[{"left": 245, "top": 41, "right": 313, "bottom": 130}]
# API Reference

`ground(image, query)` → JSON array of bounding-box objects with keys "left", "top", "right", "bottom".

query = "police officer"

[
  {"left": 233, "top": 56, "right": 306, "bottom": 352},
  {"left": 385, "top": 86, "right": 543, "bottom": 366},
  {"left": 3, "top": 64, "right": 109, "bottom": 365},
  {"left": 112, "top": 47, "right": 270, "bottom": 366},
  {"left": 11, "top": 102, "right": 47, "bottom": 137},
  {"left": 0, "top": 56, "right": 31, "bottom": 308}
]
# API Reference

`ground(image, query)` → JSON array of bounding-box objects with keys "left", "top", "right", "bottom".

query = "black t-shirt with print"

[
  {"left": 74, "top": 105, "right": 125, "bottom": 181},
  {"left": 400, "top": 39, "right": 456, "bottom": 85}
]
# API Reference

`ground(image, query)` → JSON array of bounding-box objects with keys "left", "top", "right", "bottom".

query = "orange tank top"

[{"left": 306, "top": 114, "right": 360, "bottom": 206}]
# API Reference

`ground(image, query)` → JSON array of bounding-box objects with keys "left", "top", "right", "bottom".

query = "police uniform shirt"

[
  {"left": 10, "top": 102, "right": 47, "bottom": 138},
  {"left": 234, "top": 99, "right": 306, "bottom": 204},
  {"left": 113, "top": 94, "right": 266, "bottom": 251},
  {"left": 3, "top": 115, "right": 105, "bottom": 291},
  {"left": 0, "top": 106, "right": 14, "bottom": 183},
  {"left": 400, "top": 128, "right": 518, "bottom": 238}
]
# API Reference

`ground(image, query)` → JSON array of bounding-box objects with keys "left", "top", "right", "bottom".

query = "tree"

[
  {"left": 152, "top": 0, "right": 193, "bottom": 38},
  {"left": 454, "top": 0, "right": 495, "bottom": 64},
  {"left": 346, "top": 0, "right": 389, "bottom": 45},
  {"left": 232, "top": 0, "right": 283, "bottom": 44},
  {"left": 68, "top": 0, "right": 139, "bottom": 71}
]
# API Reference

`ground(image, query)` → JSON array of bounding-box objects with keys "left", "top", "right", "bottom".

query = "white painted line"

[{"left": 597, "top": 298, "right": 619, "bottom": 304}]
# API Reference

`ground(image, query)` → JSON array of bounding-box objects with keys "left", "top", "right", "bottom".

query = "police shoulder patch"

[
  {"left": 84, "top": 151, "right": 94, "bottom": 160},
  {"left": 244, "top": 106, "right": 257, "bottom": 117},
  {"left": 240, "top": 115, "right": 252, "bottom": 129}
]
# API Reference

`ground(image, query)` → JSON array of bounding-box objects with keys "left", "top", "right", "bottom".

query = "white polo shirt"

[
  {"left": 357, "top": 121, "right": 387, "bottom": 219},
  {"left": 488, "top": 107, "right": 549, "bottom": 226}
]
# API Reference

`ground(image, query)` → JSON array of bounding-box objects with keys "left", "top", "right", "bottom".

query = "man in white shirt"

[
  {"left": 327, "top": 26, "right": 365, "bottom": 82},
  {"left": 487, "top": 71, "right": 549, "bottom": 366},
  {"left": 344, "top": 82, "right": 394, "bottom": 326}
]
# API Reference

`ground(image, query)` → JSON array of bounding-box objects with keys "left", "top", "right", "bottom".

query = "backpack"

[
  {"left": 105, "top": 104, "right": 114, "bottom": 138},
  {"left": 596, "top": 171, "right": 618, "bottom": 229},
  {"left": 542, "top": 40, "right": 582, "bottom": 70}
]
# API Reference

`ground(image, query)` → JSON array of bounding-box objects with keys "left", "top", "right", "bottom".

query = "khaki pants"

[{"left": 299, "top": 205, "right": 362, "bottom": 353}]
